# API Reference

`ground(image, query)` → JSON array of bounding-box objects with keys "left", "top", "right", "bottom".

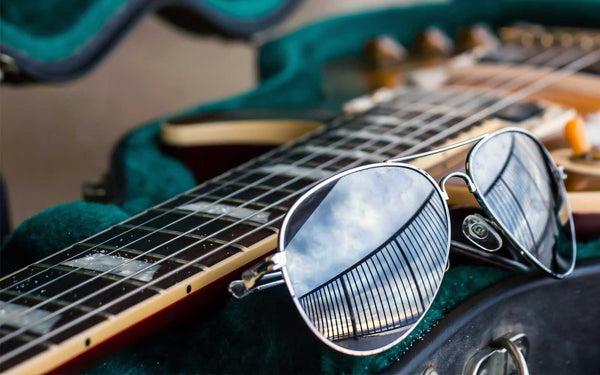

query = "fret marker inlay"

[
  {"left": 179, "top": 201, "right": 270, "bottom": 224},
  {"left": 300, "top": 145, "right": 386, "bottom": 162},
  {"left": 334, "top": 129, "right": 419, "bottom": 146},
  {"left": 258, "top": 164, "right": 333, "bottom": 180},
  {"left": 62, "top": 254, "right": 159, "bottom": 282},
  {"left": 0, "top": 302, "right": 60, "bottom": 335}
]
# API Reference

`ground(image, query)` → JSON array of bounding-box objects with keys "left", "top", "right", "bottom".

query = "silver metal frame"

[
  {"left": 231, "top": 127, "right": 576, "bottom": 356},
  {"left": 279, "top": 162, "right": 452, "bottom": 356},
  {"left": 389, "top": 127, "right": 576, "bottom": 278},
  {"left": 465, "top": 127, "right": 576, "bottom": 278}
]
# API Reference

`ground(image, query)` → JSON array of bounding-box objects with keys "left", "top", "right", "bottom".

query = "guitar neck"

[{"left": 0, "top": 81, "right": 574, "bottom": 373}]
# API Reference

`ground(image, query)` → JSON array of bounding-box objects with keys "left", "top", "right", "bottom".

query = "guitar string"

[
  {"left": 0, "top": 47, "right": 596, "bottom": 358},
  {"left": 0, "top": 46, "right": 568, "bottom": 312},
  {"left": 399, "top": 49, "right": 600, "bottom": 154},
  {"left": 0, "top": 45, "right": 564, "bottom": 298},
  {"left": 0, "top": 46, "right": 581, "bottom": 326}
]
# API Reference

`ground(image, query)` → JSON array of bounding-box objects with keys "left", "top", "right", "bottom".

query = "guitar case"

[
  {"left": 2, "top": 1, "right": 599, "bottom": 373},
  {"left": 0, "top": 0, "right": 300, "bottom": 83}
]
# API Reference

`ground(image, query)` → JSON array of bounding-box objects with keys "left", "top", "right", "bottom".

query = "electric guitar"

[{"left": 1, "top": 23, "right": 599, "bottom": 374}]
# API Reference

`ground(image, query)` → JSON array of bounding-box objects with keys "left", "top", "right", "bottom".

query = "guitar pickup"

[{"left": 494, "top": 101, "right": 543, "bottom": 123}]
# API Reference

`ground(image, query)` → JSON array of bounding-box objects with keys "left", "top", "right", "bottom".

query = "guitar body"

[{"left": 2, "top": 1, "right": 600, "bottom": 374}]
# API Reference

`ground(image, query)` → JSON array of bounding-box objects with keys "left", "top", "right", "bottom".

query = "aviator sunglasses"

[{"left": 229, "top": 127, "right": 576, "bottom": 355}]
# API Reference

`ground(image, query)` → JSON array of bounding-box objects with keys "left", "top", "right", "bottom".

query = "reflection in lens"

[
  {"left": 282, "top": 165, "right": 449, "bottom": 353},
  {"left": 469, "top": 131, "right": 575, "bottom": 276}
]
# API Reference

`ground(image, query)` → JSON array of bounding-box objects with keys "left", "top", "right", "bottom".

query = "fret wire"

[
  {"left": 190, "top": 195, "right": 292, "bottom": 212},
  {"left": 0, "top": 46, "right": 571, "bottom": 317},
  {"left": 208, "top": 178, "right": 297, "bottom": 194},
  {"left": 332, "top": 129, "right": 420, "bottom": 146},
  {"left": 111, "top": 223, "right": 248, "bottom": 251},
  {"left": 79, "top": 241, "right": 196, "bottom": 266},
  {"left": 42, "top": 263, "right": 159, "bottom": 291},
  {"left": 105, "top": 222, "right": 246, "bottom": 254},
  {"left": 116, "top": 224, "right": 209, "bottom": 241},
  {"left": 2, "top": 288, "right": 113, "bottom": 319},
  {"left": 0, "top": 47, "right": 571, "bottom": 327},
  {"left": 1, "top": 47, "right": 596, "bottom": 356},
  {"left": 0, "top": 328, "right": 53, "bottom": 348},
  {"left": 140, "top": 210, "right": 281, "bottom": 233}
]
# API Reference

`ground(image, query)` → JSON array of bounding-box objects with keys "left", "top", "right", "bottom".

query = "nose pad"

[{"left": 462, "top": 214, "right": 503, "bottom": 252}]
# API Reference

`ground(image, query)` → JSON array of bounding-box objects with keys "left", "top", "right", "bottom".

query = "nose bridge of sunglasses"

[{"left": 439, "top": 171, "right": 477, "bottom": 200}]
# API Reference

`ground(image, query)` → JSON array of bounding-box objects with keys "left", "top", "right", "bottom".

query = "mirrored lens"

[
  {"left": 469, "top": 130, "right": 575, "bottom": 277},
  {"left": 281, "top": 165, "right": 450, "bottom": 354}
]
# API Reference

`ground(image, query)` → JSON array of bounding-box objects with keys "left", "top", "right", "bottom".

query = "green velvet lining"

[
  {"left": 204, "top": 0, "right": 287, "bottom": 20},
  {"left": 1, "top": 201, "right": 128, "bottom": 274},
  {"left": 113, "top": 121, "right": 196, "bottom": 215},
  {"left": 0, "top": 0, "right": 128, "bottom": 61},
  {"left": 0, "top": 0, "right": 289, "bottom": 62}
]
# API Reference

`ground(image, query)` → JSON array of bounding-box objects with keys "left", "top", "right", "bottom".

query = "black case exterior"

[
  {"left": 0, "top": 0, "right": 300, "bottom": 83},
  {"left": 387, "top": 260, "right": 600, "bottom": 375}
]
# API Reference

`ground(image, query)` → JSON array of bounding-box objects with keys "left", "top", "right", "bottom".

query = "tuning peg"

[
  {"left": 363, "top": 35, "right": 407, "bottom": 68},
  {"left": 565, "top": 116, "right": 595, "bottom": 158},
  {"left": 457, "top": 24, "right": 499, "bottom": 52},
  {"left": 412, "top": 27, "right": 454, "bottom": 59},
  {"left": 554, "top": 115, "right": 600, "bottom": 192}
]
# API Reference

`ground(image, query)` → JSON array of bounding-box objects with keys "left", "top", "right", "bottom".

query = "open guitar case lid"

[
  {"left": 2, "top": 0, "right": 600, "bottom": 374},
  {"left": 0, "top": 0, "right": 300, "bottom": 83}
]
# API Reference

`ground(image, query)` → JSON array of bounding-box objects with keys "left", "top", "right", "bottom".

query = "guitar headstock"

[{"left": 323, "top": 24, "right": 600, "bottom": 114}]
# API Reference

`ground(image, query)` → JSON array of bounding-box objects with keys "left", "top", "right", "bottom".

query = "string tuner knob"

[
  {"left": 413, "top": 27, "right": 454, "bottom": 58},
  {"left": 363, "top": 35, "right": 407, "bottom": 68},
  {"left": 564, "top": 116, "right": 598, "bottom": 159},
  {"left": 457, "top": 24, "right": 499, "bottom": 53}
]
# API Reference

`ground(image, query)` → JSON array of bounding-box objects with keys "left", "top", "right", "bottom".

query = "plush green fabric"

[
  {"left": 1, "top": 201, "right": 128, "bottom": 274},
  {"left": 112, "top": 122, "right": 196, "bottom": 215},
  {"left": 0, "top": 0, "right": 128, "bottom": 61},
  {"left": 204, "top": 0, "right": 289, "bottom": 20},
  {"left": 3, "top": 0, "right": 600, "bottom": 373},
  {"left": 0, "top": 0, "right": 290, "bottom": 62}
]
